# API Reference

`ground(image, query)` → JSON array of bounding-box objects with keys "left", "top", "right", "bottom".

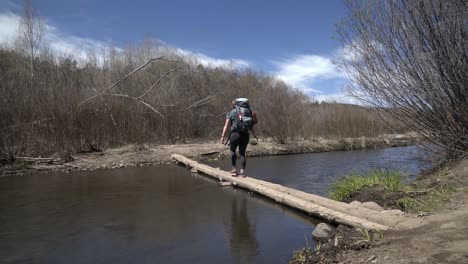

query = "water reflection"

[{"left": 224, "top": 198, "right": 259, "bottom": 263}]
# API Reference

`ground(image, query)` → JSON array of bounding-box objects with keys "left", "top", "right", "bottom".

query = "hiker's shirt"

[{"left": 227, "top": 109, "right": 249, "bottom": 135}]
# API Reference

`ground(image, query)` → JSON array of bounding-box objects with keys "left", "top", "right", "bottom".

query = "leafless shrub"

[
  {"left": 336, "top": 0, "right": 468, "bottom": 160},
  {"left": 0, "top": 44, "right": 401, "bottom": 157},
  {"left": 17, "top": 0, "right": 45, "bottom": 78},
  {"left": 0, "top": 1, "right": 407, "bottom": 158}
]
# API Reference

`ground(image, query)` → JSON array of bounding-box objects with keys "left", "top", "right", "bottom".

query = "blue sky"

[{"left": 0, "top": 0, "right": 351, "bottom": 102}]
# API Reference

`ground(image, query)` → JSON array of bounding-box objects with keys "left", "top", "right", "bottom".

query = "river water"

[{"left": 0, "top": 146, "right": 432, "bottom": 264}]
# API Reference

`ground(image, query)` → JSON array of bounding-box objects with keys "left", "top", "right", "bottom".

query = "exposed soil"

[
  {"left": 0, "top": 134, "right": 417, "bottom": 176},
  {"left": 343, "top": 186, "right": 407, "bottom": 210},
  {"left": 294, "top": 159, "right": 468, "bottom": 264},
  {"left": 291, "top": 225, "right": 373, "bottom": 264}
]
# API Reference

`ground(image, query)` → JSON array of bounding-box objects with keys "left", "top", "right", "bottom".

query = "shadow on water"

[{"left": 223, "top": 198, "right": 259, "bottom": 264}]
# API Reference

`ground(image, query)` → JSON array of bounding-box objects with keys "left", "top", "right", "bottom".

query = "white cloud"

[
  {"left": 337, "top": 41, "right": 363, "bottom": 63},
  {"left": 273, "top": 54, "right": 348, "bottom": 93},
  {"left": 0, "top": 11, "right": 250, "bottom": 69},
  {"left": 0, "top": 11, "right": 19, "bottom": 43},
  {"left": 45, "top": 24, "right": 121, "bottom": 62},
  {"left": 0, "top": 11, "right": 116, "bottom": 62},
  {"left": 173, "top": 47, "right": 250, "bottom": 68},
  {"left": 270, "top": 52, "right": 372, "bottom": 105}
]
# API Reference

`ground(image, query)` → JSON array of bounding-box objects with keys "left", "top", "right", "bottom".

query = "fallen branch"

[
  {"left": 16, "top": 157, "right": 59, "bottom": 164},
  {"left": 17, "top": 157, "right": 56, "bottom": 161},
  {"left": 104, "top": 93, "right": 167, "bottom": 119},
  {"left": 76, "top": 57, "right": 218, "bottom": 123},
  {"left": 76, "top": 57, "right": 179, "bottom": 111},
  {"left": 180, "top": 96, "right": 216, "bottom": 111},
  {"left": 137, "top": 65, "right": 185, "bottom": 100},
  {"left": 92, "top": 86, "right": 117, "bottom": 126}
]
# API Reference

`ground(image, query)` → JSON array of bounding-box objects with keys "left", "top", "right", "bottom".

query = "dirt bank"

[
  {"left": 293, "top": 159, "right": 468, "bottom": 264},
  {"left": 0, "top": 134, "right": 417, "bottom": 176}
]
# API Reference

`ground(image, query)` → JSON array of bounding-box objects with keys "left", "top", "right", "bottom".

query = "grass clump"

[
  {"left": 329, "top": 170, "right": 409, "bottom": 201},
  {"left": 329, "top": 169, "right": 456, "bottom": 213},
  {"left": 356, "top": 228, "right": 384, "bottom": 242},
  {"left": 397, "top": 184, "right": 456, "bottom": 213},
  {"left": 289, "top": 235, "right": 317, "bottom": 264}
]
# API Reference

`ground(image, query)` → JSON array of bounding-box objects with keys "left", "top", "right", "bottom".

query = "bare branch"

[
  {"left": 137, "top": 64, "right": 185, "bottom": 99},
  {"left": 92, "top": 86, "right": 117, "bottom": 126},
  {"left": 105, "top": 93, "right": 167, "bottom": 119},
  {"left": 180, "top": 96, "right": 216, "bottom": 111},
  {"left": 76, "top": 57, "right": 180, "bottom": 112},
  {"left": 337, "top": 0, "right": 468, "bottom": 160},
  {"left": 17, "top": 0, "right": 45, "bottom": 77}
]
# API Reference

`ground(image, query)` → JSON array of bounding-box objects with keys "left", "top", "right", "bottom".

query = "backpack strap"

[
  {"left": 232, "top": 105, "right": 245, "bottom": 133},
  {"left": 237, "top": 106, "right": 243, "bottom": 122}
]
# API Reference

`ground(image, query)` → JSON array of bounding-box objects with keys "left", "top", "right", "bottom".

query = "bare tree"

[
  {"left": 337, "top": 0, "right": 468, "bottom": 160},
  {"left": 0, "top": 30, "right": 398, "bottom": 157},
  {"left": 17, "top": 0, "right": 45, "bottom": 77}
]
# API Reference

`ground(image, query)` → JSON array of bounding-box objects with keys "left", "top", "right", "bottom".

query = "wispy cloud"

[
  {"left": 141, "top": 44, "right": 251, "bottom": 68},
  {"left": 0, "top": 0, "right": 22, "bottom": 11},
  {"left": 0, "top": 11, "right": 117, "bottom": 60},
  {"left": 0, "top": 11, "right": 19, "bottom": 43},
  {"left": 0, "top": 11, "right": 250, "bottom": 69},
  {"left": 45, "top": 24, "right": 120, "bottom": 60},
  {"left": 272, "top": 54, "right": 348, "bottom": 94},
  {"left": 174, "top": 48, "right": 250, "bottom": 68},
  {"left": 7, "top": 1, "right": 21, "bottom": 10}
]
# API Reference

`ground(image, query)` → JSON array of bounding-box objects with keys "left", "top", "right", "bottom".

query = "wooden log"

[
  {"left": 218, "top": 182, "right": 232, "bottom": 187},
  {"left": 17, "top": 157, "right": 56, "bottom": 161},
  {"left": 171, "top": 154, "right": 412, "bottom": 230},
  {"left": 16, "top": 157, "right": 60, "bottom": 164},
  {"left": 200, "top": 151, "right": 220, "bottom": 156}
]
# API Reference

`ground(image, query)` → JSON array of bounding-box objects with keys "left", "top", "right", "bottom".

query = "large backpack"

[{"left": 232, "top": 98, "right": 255, "bottom": 133}]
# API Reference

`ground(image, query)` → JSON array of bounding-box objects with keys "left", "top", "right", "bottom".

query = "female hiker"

[{"left": 220, "top": 98, "right": 258, "bottom": 177}]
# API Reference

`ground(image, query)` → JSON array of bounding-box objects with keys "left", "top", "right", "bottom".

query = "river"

[{"left": 0, "top": 146, "right": 432, "bottom": 263}]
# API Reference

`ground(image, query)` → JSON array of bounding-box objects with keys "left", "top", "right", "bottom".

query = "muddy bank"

[{"left": 0, "top": 134, "right": 417, "bottom": 176}]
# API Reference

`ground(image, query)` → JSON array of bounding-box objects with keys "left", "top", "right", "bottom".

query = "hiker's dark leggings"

[{"left": 230, "top": 132, "right": 249, "bottom": 169}]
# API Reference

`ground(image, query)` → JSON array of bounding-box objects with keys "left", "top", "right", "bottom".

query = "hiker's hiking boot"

[
  {"left": 238, "top": 169, "right": 246, "bottom": 178},
  {"left": 229, "top": 168, "right": 237, "bottom": 176}
]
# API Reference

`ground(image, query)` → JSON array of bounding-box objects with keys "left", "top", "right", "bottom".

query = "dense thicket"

[
  {"left": 337, "top": 0, "right": 468, "bottom": 160},
  {"left": 0, "top": 44, "right": 396, "bottom": 158}
]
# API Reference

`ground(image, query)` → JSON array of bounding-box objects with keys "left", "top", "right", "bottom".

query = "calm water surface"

[
  {"left": 207, "top": 145, "right": 433, "bottom": 196},
  {"left": 0, "top": 146, "right": 432, "bottom": 264}
]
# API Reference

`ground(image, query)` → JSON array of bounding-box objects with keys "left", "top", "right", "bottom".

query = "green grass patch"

[
  {"left": 329, "top": 169, "right": 456, "bottom": 213},
  {"left": 329, "top": 170, "right": 409, "bottom": 201},
  {"left": 397, "top": 184, "right": 456, "bottom": 213}
]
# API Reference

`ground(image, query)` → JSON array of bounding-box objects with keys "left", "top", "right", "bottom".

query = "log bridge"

[{"left": 172, "top": 154, "right": 415, "bottom": 231}]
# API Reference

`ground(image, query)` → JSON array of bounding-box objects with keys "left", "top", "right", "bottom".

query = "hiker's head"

[{"left": 231, "top": 100, "right": 235, "bottom": 108}]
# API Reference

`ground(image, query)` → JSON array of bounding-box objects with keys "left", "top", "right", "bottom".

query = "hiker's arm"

[
  {"left": 221, "top": 118, "right": 230, "bottom": 144},
  {"left": 250, "top": 126, "right": 258, "bottom": 140}
]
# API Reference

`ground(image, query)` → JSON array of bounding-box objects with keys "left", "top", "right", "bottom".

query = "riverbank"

[
  {"left": 291, "top": 158, "right": 468, "bottom": 264},
  {"left": 0, "top": 134, "right": 417, "bottom": 176}
]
